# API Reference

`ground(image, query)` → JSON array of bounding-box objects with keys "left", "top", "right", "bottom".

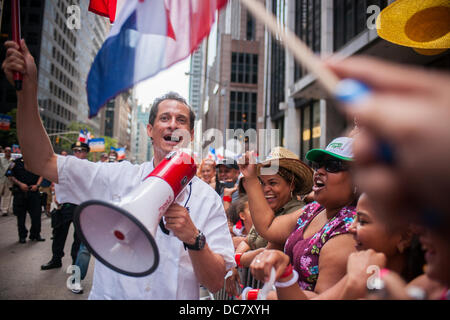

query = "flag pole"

[{"left": 239, "top": 0, "right": 339, "bottom": 95}]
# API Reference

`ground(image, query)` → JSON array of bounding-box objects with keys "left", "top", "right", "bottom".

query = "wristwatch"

[{"left": 183, "top": 230, "right": 206, "bottom": 251}]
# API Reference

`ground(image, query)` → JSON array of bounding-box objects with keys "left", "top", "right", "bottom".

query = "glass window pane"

[
  {"left": 302, "top": 105, "right": 311, "bottom": 158},
  {"left": 312, "top": 102, "right": 321, "bottom": 149}
]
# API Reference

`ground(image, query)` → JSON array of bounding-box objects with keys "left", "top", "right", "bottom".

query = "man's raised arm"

[{"left": 2, "top": 39, "right": 58, "bottom": 182}]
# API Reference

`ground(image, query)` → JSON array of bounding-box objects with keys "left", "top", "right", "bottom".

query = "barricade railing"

[{"left": 207, "top": 267, "right": 263, "bottom": 300}]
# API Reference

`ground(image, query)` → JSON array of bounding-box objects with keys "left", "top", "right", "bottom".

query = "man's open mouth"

[{"left": 163, "top": 134, "right": 182, "bottom": 142}]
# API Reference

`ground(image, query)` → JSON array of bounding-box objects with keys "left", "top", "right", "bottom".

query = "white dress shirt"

[{"left": 56, "top": 155, "right": 235, "bottom": 299}]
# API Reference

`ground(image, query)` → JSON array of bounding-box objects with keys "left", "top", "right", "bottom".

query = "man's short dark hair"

[{"left": 148, "top": 92, "right": 196, "bottom": 131}]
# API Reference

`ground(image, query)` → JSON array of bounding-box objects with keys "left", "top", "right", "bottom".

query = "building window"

[
  {"left": 246, "top": 12, "right": 255, "bottom": 41},
  {"left": 334, "top": 0, "right": 388, "bottom": 51},
  {"left": 231, "top": 52, "right": 258, "bottom": 84},
  {"left": 229, "top": 91, "right": 257, "bottom": 131},
  {"left": 298, "top": 100, "right": 320, "bottom": 160},
  {"left": 275, "top": 117, "right": 285, "bottom": 147},
  {"left": 105, "top": 100, "right": 115, "bottom": 137},
  {"left": 269, "top": 39, "right": 285, "bottom": 118},
  {"left": 294, "top": 0, "right": 321, "bottom": 81},
  {"left": 28, "top": 13, "right": 41, "bottom": 25},
  {"left": 269, "top": 0, "right": 286, "bottom": 118}
]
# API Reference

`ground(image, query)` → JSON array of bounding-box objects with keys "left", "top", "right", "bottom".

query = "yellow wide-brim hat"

[{"left": 376, "top": 0, "right": 450, "bottom": 55}]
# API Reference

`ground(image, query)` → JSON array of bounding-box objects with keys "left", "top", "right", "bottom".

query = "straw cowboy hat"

[
  {"left": 376, "top": 0, "right": 450, "bottom": 56},
  {"left": 256, "top": 147, "right": 313, "bottom": 196}
]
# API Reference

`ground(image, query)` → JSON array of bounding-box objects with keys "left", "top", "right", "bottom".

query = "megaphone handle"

[
  {"left": 159, "top": 182, "right": 192, "bottom": 237},
  {"left": 174, "top": 182, "right": 193, "bottom": 207},
  {"left": 159, "top": 218, "right": 171, "bottom": 235}
]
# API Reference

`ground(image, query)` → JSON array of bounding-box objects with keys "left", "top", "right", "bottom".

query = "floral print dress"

[{"left": 284, "top": 202, "right": 356, "bottom": 291}]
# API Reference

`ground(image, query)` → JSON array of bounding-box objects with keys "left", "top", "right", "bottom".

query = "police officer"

[
  {"left": 41, "top": 141, "right": 90, "bottom": 270},
  {"left": 7, "top": 156, "right": 44, "bottom": 243}
]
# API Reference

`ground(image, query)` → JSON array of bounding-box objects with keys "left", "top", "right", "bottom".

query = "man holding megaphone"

[{"left": 2, "top": 40, "right": 235, "bottom": 299}]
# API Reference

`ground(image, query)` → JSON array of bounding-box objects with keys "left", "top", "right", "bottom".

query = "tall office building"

[
  {"left": 188, "top": 43, "right": 204, "bottom": 117},
  {"left": 0, "top": 0, "right": 109, "bottom": 146},
  {"left": 74, "top": 0, "right": 109, "bottom": 133},
  {"left": 202, "top": 0, "right": 266, "bottom": 154},
  {"left": 101, "top": 90, "right": 134, "bottom": 153},
  {"left": 265, "top": 0, "right": 450, "bottom": 160},
  {"left": 1, "top": 0, "right": 45, "bottom": 115},
  {"left": 131, "top": 104, "right": 152, "bottom": 164}
]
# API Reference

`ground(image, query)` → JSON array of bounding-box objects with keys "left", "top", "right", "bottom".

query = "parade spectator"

[
  {"left": 245, "top": 147, "right": 312, "bottom": 251},
  {"left": 344, "top": 194, "right": 424, "bottom": 291},
  {"left": 216, "top": 158, "right": 241, "bottom": 204},
  {"left": 226, "top": 147, "right": 312, "bottom": 297},
  {"left": 7, "top": 156, "right": 44, "bottom": 243},
  {"left": 414, "top": 227, "right": 450, "bottom": 298},
  {"left": 2, "top": 41, "right": 234, "bottom": 299},
  {"left": 197, "top": 158, "right": 217, "bottom": 191},
  {"left": 41, "top": 141, "right": 90, "bottom": 271},
  {"left": 226, "top": 200, "right": 240, "bottom": 237},
  {"left": 240, "top": 137, "right": 357, "bottom": 295},
  {"left": 233, "top": 195, "right": 252, "bottom": 237},
  {"left": 0, "top": 147, "right": 13, "bottom": 216},
  {"left": 369, "top": 225, "right": 449, "bottom": 300},
  {"left": 108, "top": 150, "right": 118, "bottom": 162},
  {"left": 99, "top": 153, "right": 108, "bottom": 163},
  {"left": 224, "top": 195, "right": 254, "bottom": 298},
  {"left": 234, "top": 146, "right": 312, "bottom": 269},
  {"left": 327, "top": 56, "right": 450, "bottom": 239},
  {"left": 227, "top": 195, "right": 252, "bottom": 249},
  {"left": 249, "top": 193, "right": 425, "bottom": 300}
]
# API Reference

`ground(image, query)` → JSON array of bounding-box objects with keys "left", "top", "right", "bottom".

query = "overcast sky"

[
  {"left": 133, "top": 18, "right": 218, "bottom": 112},
  {"left": 134, "top": 57, "right": 191, "bottom": 111}
]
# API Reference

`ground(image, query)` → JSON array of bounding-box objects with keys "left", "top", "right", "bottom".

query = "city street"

[{"left": 0, "top": 212, "right": 94, "bottom": 300}]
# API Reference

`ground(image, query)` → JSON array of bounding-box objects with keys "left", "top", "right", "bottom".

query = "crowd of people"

[
  {"left": 198, "top": 134, "right": 448, "bottom": 300},
  {"left": 0, "top": 140, "right": 122, "bottom": 295},
  {"left": 1, "top": 37, "right": 449, "bottom": 301}
]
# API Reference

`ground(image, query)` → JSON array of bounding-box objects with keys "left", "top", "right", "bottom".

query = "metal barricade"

[{"left": 207, "top": 267, "right": 263, "bottom": 300}]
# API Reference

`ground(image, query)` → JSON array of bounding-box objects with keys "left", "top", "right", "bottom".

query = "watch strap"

[{"left": 183, "top": 230, "right": 205, "bottom": 251}]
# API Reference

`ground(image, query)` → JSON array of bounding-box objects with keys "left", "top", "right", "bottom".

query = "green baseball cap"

[{"left": 306, "top": 137, "right": 354, "bottom": 162}]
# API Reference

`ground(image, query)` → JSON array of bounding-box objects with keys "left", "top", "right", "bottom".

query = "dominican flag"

[
  {"left": 78, "top": 129, "right": 92, "bottom": 143},
  {"left": 112, "top": 146, "right": 126, "bottom": 160},
  {"left": 88, "top": 0, "right": 126, "bottom": 23},
  {"left": 87, "top": 0, "right": 228, "bottom": 118},
  {"left": 78, "top": 130, "right": 88, "bottom": 143},
  {"left": 207, "top": 146, "right": 217, "bottom": 161}
]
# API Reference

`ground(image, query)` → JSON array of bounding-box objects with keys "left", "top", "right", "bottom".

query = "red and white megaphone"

[{"left": 73, "top": 149, "right": 197, "bottom": 277}]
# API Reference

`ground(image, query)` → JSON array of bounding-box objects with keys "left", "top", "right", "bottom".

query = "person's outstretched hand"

[{"left": 327, "top": 56, "right": 450, "bottom": 231}]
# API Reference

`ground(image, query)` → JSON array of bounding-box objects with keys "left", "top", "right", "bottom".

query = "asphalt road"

[{"left": 0, "top": 212, "right": 94, "bottom": 300}]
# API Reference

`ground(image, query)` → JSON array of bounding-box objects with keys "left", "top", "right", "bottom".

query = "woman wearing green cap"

[{"left": 240, "top": 137, "right": 357, "bottom": 297}]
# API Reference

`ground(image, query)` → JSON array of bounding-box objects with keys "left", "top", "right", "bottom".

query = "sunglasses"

[
  {"left": 311, "top": 159, "right": 349, "bottom": 173},
  {"left": 73, "top": 148, "right": 87, "bottom": 153}
]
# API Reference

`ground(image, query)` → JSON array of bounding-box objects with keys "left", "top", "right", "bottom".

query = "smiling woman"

[
  {"left": 240, "top": 137, "right": 358, "bottom": 297},
  {"left": 244, "top": 147, "right": 313, "bottom": 250}
]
